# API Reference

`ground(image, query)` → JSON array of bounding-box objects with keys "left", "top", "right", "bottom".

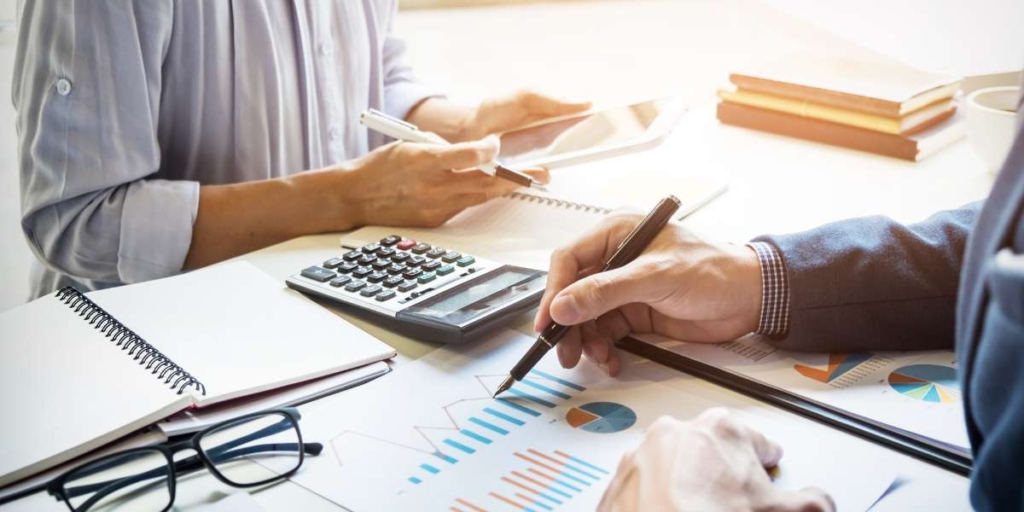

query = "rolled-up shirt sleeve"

[
  {"left": 380, "top": 1, "right": 442, "bottom": 122},
  {"left": 14, "top": 0, "right": 198, "bottom": 286}
]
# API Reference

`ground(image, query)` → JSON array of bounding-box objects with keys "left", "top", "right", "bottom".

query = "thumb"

[
  {"left": 429, "top": 135, "right": 499, "bottom": 171},
  {"left": 770, "top": 487, "right": 836, "bottom": 512},
  {"left": 549, "top": 265, "right": 654, "bottom": 325}
]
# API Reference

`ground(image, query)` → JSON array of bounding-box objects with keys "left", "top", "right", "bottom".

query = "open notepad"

[{"left": 0, "top": 261, "right": 396, "bottom": 487}]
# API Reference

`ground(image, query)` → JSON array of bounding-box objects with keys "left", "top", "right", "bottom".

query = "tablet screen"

[{"left": 497, "top": 98, "right": 670, "bottom": 166}]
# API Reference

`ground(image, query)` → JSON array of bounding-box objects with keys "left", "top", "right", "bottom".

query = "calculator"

[{"left": 285, "top": 234, "right": 547, "bottom": 344}]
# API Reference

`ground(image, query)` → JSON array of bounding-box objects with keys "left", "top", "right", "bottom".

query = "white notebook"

[{"left": 0, "top": 261, "right": 396, "bottom": 487}]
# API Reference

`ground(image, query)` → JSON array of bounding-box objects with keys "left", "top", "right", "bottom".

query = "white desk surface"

[{"left": 3, "top": 1, "right": 994, "bottom": 510}]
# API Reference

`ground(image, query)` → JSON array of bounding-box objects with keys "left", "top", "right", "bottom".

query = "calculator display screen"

[{"left": 401, "top": 267, "right": 546, "bottom": 327}]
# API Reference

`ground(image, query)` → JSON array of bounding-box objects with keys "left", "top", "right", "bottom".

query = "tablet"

[{"left": 497, "top": 97, "right": 687, "bottom": 169}]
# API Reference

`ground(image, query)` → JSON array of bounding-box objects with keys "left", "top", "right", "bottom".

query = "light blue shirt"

[{"left": 13, "top": 0, "right": 438, "bottom": 299}]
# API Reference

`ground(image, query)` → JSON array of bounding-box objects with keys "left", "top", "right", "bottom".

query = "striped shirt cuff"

[{"left": 748, "top": 242, "right": 790, "bottom": 338}]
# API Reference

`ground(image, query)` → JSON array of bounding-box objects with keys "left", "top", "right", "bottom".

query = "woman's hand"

[
  {"left": 599, "top": 409, "right": 833, "bottom": 512},
  {"left": 533, "top": 212, "right": 763, "bottom": 375},
  {"left": 407, "top": 91, "right": 592, "bottom": 143},
  {"left": 341, "top": 135, "right": 549, "bottom": 228}
]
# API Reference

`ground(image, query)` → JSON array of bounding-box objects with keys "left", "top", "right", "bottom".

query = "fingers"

[
  {"left": 696, "top": 408, "right": 783, "bottom": 468},
  {"left": 556, "top": 325, "right": 583, "bottom": 369},
  {"left": 534, "top": 214, "right": 642, "bottom": 331},
  {"left": 771, "top": 488, "right": 836, "bottom": 512},
  {"left": 405, "top": 136, "right": 499, "bottom": 172},
  {"left": 549, "top": 264, "right": 655, "bottom": 326},
  {"left": 518, "top": 90, "right": 593, "bottom": 117}
]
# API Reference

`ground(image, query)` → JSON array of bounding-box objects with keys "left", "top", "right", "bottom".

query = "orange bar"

[
  {"left": 514, "top": 452, "right": 560, "bottom": 474},
  {"left": 512, "top": 470, "right": 550, "bottom": 489},
  {"left": 490, "top": 492, "right": 526, "bottom": 510},
  {"left": 516, "top": 493, "right": 538, "bottom": 507},
  {"left": 502, "top": 476, "right": 540, "bottom": 495},
  {"left": 455, "top": 498, "right": 487, "bottom": 512},
  {"left": 528, "top": 449, "right": 564, "bottom": 466},
  {"left": 554, "top": 450, "right": 572, "bottom": 460},
  {"left": 451, "top": 508, "right": 464, "bottom": 512},
  {"left": 527, "top": 467, "right": 558, "bottom": 482}
]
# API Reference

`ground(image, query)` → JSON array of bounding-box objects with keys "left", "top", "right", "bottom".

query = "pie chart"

[
  {"left": 888, "top": 364, "right": 960, "bottom": 403},
  {"left": 565, "top": 402, "right": 637, "bottom": 434}
]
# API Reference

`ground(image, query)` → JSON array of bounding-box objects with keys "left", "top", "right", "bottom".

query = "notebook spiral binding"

[
  {"left": 508, "top": 191, "right": 612, "bottom": 215},
  {"left": 55, "top": 287, "right": 206, "bottom": 396}
]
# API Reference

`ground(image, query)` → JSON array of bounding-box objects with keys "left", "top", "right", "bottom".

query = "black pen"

[{"left": 493, "top": 195, "right": 682, "bottom": 397}]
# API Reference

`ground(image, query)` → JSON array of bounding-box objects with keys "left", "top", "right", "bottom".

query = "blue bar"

[
  {"left": 559, "top": 471, "right": 590, "bottom": 486},
  {"left": 433, "top": 452, "right": 458, "bottom": 464},
  {"left": 508, "top": 388, "right": 556, "bottom": 408},
  {"left": 562, "top": 463, "right": 599, "bottom": 481},
  {"left": 545, "top": 476, "right": 581, "bottom": 494},
  {"left": 527, "top": 498, "right": 554, "bottom": 511},
  {"left": 420, "top": 463, "right": 440, "bottom": 474},
  {"left": 565, "top": 455, "right": 609, "bottom": 475},
  {"left": 532, "top": 490, "right": 564, "bottom": 505},
  {"left": 520, "top": 379, "right": 572, "bottom": 399},
  {"left": 469, "top": 416, "right": 509, "bottom": 435},
  {"left": 408, "top": 477, "right": 422, "bottom": 484},
  {"left": 496, "top": 397, "right": 541, "bottom": 417},
  {"left": 460, "top": 429, "right": 492, "bottom": 444},
  {"left": 484, "top": 407, "right": 525, "bottom": 426},
  {"left": 528, "top": 369, "right": 586, "bottom": 391},
  {"left": 443, "top": 438, "right": 476, "bottom": 454}
]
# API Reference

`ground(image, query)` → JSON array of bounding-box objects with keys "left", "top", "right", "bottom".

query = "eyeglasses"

[{"left": 43, "top": 408, "right": 321, "bottom": 512}]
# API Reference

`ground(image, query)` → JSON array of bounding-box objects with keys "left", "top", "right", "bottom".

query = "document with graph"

[
  {"left": 285, "top": 329, "right": 898, "bottom": 511},
  {"left": 632, "top": 334, "right": 970, "bottom": 455}
]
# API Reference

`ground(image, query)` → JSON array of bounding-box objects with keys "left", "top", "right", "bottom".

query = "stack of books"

[{"left": 716, "top": 55, "right": 964, "bottom": 161}]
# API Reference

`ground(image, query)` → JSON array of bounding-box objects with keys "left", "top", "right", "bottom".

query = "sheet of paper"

[
  {"left": 282, "top": 329, "right": 897, "bottom": 511},
  {"left": 637, "top": 334, "right": 970, "bottom": 452}
]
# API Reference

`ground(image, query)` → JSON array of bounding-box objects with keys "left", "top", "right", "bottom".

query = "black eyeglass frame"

[{"left": 40, "top": 408, "right": 321, "bottom": 512}]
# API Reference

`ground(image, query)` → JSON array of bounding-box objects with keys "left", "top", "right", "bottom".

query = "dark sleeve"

[{"left": 752, "top": 202, "right": 981, "bottom": 352}]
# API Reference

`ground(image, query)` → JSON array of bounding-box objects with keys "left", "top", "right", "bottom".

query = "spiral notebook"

[{"left": 0, "top": 261, "right": 396, "bottom": 487}]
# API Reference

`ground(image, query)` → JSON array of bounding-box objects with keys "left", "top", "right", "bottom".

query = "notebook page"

[
  {"left": 0, "top": 295, "right": 189, "bottom": 487},
  {"left": 345, "top": 196, "right": 608, "bottom": 271},
  {"left": 87, "top": 261, "right": 396, "bottom": 407}
]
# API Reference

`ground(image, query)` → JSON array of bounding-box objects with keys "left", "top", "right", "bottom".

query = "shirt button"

[
  {"left": 329, "top": 125, "right": 341, "bottom": 141},
  {"left": 55, "top": 78, "right": 72, "bottom": 96},
  {"left": 318, "top": 41, "right": 333, "bottom": 56}
]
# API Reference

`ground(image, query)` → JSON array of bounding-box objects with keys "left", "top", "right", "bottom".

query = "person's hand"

[
  {"left": 460, "top": 90, "right": 592, "bottom": 141},
  {"left": 533, "top": 212, "right": 763, "bottom": 375},
  {"left": 599, "top": 409, "right": 834, "bottom": 512},
  {"left": 342, "top": 135, "right": 549, "bottom": 228}
]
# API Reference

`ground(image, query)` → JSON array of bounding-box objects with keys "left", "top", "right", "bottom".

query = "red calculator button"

[{"left": 396, "top": 239, "right": 417, "bottom": 251}]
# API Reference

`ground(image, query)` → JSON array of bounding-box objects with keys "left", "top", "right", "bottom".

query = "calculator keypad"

[{"left": 292, "top": 235, "right": 493, "bottom": 313}]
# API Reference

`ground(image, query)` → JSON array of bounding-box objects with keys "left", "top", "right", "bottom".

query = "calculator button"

[
  {"left": 396, "top": 239, "right": 417, "bottom": 251},
  {"left": 323, "top": 257, "right": 344, "bottom": 269},
  {"left": 437, "top": 264, "right": 455, "bottom": 276},
  {"left": 337, "top": 261, "right": 358, "bottom": 273},
  {"left": 343, "top": 250, "right": 363, "bottom": 261},
  {"left": 417, "top": 272, "right": 436, "bottom": 284},
  {"left": 376, "top": 289, "right": 397, "bottom": 302},
  {"left": 407, "top": 255, "right": 426, "bottom": 267},
  {"left": 372, "top": 258, "right": 391, "bottom": 270},
  {"left": 403, "top": 267, "right": 423, "bottom": 279},
  {"left": 426, "top": 247, "right": 446, "bottom": 259},
  {"left": 398, "top": 281, "right": 418, "bottom": 293},
  {"left": 421, "top": 260, "right": 442, "bottom": 271},
  {"left": 352, "top": 267, "right": 373, "bottom": 278},
  {"left": 360, "top": 285, "right": 382, "bottom": 297},
  {"left": 383, "top": 276, "right": 404, "bottom": 288},
  {"left": 411, "top": 243, "right": 432, "bottom": 254},
  {"left": 378, "top": 247, "right": 396, "bottom": 258},
  {"left": 329, "top": 275, "right": 352, "bottom": 287},
  {"left": 357, "top": 254, "right": 376, "bottom": 265},
  {"left": 441, "top": 251, "right": 462, "bottom": 263},
  {"left": 362, "top": 243, "right": 381, "bottom": 254},
  {"left": 392, "top": 252, "right": 411, "bottom": 263},
  {"left": 380, "top": 235, "right": 402, "bottom": 246},
  {"left": 301, "top": 266, "right": 335, "bottom": 282},
  {"left": 344, "top": 280, "right": 366, "bottom": 292},
  {"left": 367, "top": 271, "right": 387, "bottom": 283},
  {"left": 387, "top": 263, "right": 407, "bottom": 275},
  {"left": 456, "top": 255, "right": 476, "bottom": 267}
]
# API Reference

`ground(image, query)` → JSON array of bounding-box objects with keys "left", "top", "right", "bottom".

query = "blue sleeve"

[{"left": 752, "top": 202, "right": 981, "bottom": 352}]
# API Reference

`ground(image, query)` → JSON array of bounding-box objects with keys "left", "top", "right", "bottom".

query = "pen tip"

[
  {"left": 531, "top": 182, "right": 549, "bottom": 192},
  {"left": 493, "top": 376, "right": 515, "bottom": 398}
]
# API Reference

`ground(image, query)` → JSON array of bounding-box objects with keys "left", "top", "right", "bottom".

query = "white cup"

[{"left": 965, "top": 85, "right": 1020, "bottom": 173}]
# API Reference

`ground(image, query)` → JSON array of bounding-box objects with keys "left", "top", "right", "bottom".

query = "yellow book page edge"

[{"left": 718, "top": 89, "right": 901, "bottom": 135}]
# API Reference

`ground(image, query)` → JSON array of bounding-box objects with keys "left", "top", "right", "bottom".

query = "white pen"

[{"left": 359, "top": 109, "right": 547, "bottom": 191}]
